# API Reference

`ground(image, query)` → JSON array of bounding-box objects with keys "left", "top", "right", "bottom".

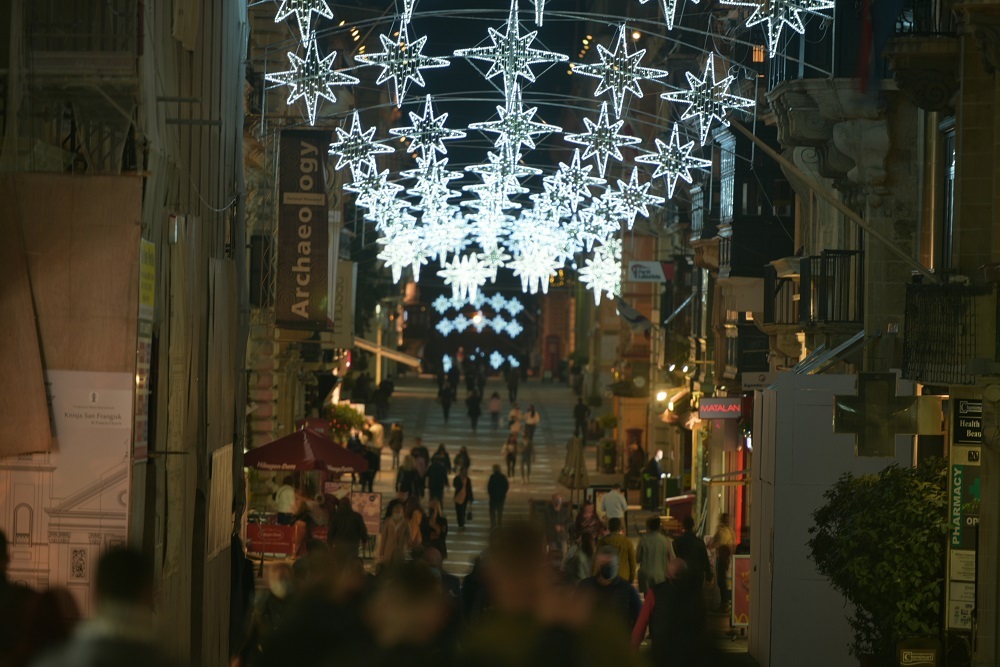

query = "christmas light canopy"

[
  {"left": 389, "top": 95, "right": 467, "bottom": 156},
  {"left": 573, "top": 25, "right": 669, "bottom": 117},
  {"left": 660, "top": 57, "right": 754, "bottom": 146},
  {"left": 265, "top": 40, "right": 359, "bottom": 126},
  {"left": 720, "top": 0, "right": 836, "bottom": 52},
  {"left": 635, "top": 124, "right": 712, "bottom": 198}
]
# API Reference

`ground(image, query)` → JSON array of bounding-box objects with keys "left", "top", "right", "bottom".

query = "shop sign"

[
  {"left": 741, "top": 372, "right": 777, "bottom": 391},
  {"left": 731, "top": 555, "right": 750, "bottom": 628},
  {"left": 699, "top": 397, "right": 742, "bottom": 419},
  {"left": 627, "top": 261, "right": 674, "bottom": 283},
  {"left": 947, "top": 398, "right": 981, "bottom": 631},
  {"left": 276, "top": 129, "right": 331, "bottom": 330}
]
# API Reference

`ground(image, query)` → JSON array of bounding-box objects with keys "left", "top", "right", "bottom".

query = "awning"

[
  {"left": 244, "top": 429, "right": 369, "bottom": 474},
  {"left": 354, "top": 337, "right": 423, "bottom": 368}
]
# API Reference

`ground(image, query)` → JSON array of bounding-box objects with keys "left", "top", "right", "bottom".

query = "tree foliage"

[{"left": 807, "top": 460, "right": 948, "bottom": 664}]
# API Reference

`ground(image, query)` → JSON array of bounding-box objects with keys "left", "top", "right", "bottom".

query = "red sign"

[
  {"left": 699, "top": 397, "right": 742, "bottom": 419},
  {"left": 247, "top": 523, "right": 298, "bottom": 556},
  {"left": 732, "top": 555, "right": 751, "bottom": 627}
]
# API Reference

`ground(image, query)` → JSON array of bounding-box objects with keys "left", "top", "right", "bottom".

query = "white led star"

[
  {"left": 454, "top": 0, "right": 568, "bottom": 95},
  {"left": 660, "top": 58, "right": 754, "bottom": 146},
  {"left": 438, "top": 254, "right": 492, "bottom": 302},
  {"left": 543, "top": 149, "right": 606, "bottom": 213},
  {"left": 479, "top": 247, "right": 513, "bottom": 283},
  {"left": 509, "top": 249, "right": 561, "bottom": 294},
  {"left": 329, "top": 110, "right": 395, "bottom": 173},
  {"left": 469, "top": 84, "right": 561, "bottom": 154},
  {"left": 265, "top": 41, "right": 359, "bottom": 126},
  {"left": 532, "top": 0, "right": 546, "bottom": 24},
  {"left": 614, "top": 167, "right": 665, "bottom": 229},
  {"left": 378, "top": 226, "right": 428, "bottom": 283},
  {"left": 356, "top": 28, "right": 449, "bottom": 106},
  {"left": 275, "top": 0, "right": 334, "bottom": 40},
  {"left": 578, "top": 240, "right": 622, "bottom": 305},
  {"left": 346, "top": 166, "right": 404, "bottom": 211},
  {"left": 635, "top": 124, "right": 712, "bottom": 198},
  {"left": 389, "top": 95, "right": 467, "bottom": 156},
  {"left": 720, "top": 0, "right": 835, "bottom": 52},
  {"left": 572, "top": 25, "right": 669, "bottom": 117},
  {"left": 564, "top": 101, "right": 642, "bottom": 177}
]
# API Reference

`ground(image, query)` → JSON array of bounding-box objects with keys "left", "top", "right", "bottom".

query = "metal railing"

[
  {"left": 763, "top": 269, "right": 799, "bottom": 325},
  {"left": 903, "top": 284, "right": 987, "bottom": 386},
  {"left": 895, "top": 0, "right": 955, "bottom": 35},
  {"left": 800, "top": 250, "right": 863, "bottom": 325},
  {"left": 25, "top": 0, "right": 138, "bottom": 54}
]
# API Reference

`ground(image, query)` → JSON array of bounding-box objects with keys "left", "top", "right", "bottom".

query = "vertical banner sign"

[
  {"left": 276, "top": 129, "right": 331, "bottom": 329},
  {"left": 947, "top": 398, "right": 982, "bottom": 631},
  {"left": 331, "top": 260, "right": 357, "bottom": 349},
  {"left": 133, "top": 239, "right": 156, "bottom": 461}
]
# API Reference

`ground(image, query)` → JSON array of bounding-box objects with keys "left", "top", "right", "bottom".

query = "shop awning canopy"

[{"left": 244, "top": 429, "right": 369, "bottom": 474}]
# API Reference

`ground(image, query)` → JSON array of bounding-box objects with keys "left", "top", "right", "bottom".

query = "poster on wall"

[
  {"left": 351, "top": 492, "right": 382, "bottom": 538},
  {"left": 947, "top": 398, "right": 982, "bottom": 631},
  {"left": 732, "top": 555, "right": 751, "bottom": 628},
  {"left": 0, "top": 370, "right": 132, "bottom": 617},
  {"left": 276, "top": 129, "right": 332, "bottom": 330}
]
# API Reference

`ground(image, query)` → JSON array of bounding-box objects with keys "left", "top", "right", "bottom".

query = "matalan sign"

[
  {"left": 276, "top": 129, "right": 331, "bottom": 330},
  {"left": 699, "top": 397, "right": 742, "bottom": 420},
  {"left": 627, "top": 261, "right": 674, "bottom": 283}
]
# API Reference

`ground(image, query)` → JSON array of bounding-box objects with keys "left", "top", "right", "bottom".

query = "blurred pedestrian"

[
  {"left": 361, "top": 446, "right": 379, "bottom": 493},
  {"left": 423, "top": 498, "right": 449, "bottom": 560},
  {"left": 578, "top": 546, "right": 642, "bottom": 633},
  {"left": 632, "top": 558, "right": 711, "bottom": 665},
  {"left": 1, "top": 529, "right": 36, "bottom": 667},
  {"left": 453, "top": 467, "right": 473, "bottom": 530},
  {"left": 523, "top": 405, "right": 540, "bottom": 443},
  {"left": 709, "top": 513, "right": 736, "bottom": 612},
  {"left": 501, "top": 435, "right": 517, "bottom": 477},
  {"left": 573, "top": 501, "right": 606, "bottom": 544},
  {"left": 388, "top": 423, "right": 404, "bottom": 469},
  {"left": 454, "top": 446, "right": 471, "bottom": 472},
  {"left": 596, "top": 518, "right": 636, "bottom": 584},
  {"left": 327, "top": 496, "right": 368, "bottom": 560},
  {"left": 427, "top": 455, "right": 449, "bottom": 503},
  {"left": 396, "top": 455, "right": 420, "bottom": 497},
  {"left": 507, "top": 403, "right": 522, "bottom": 436},
  {"left": 637, "top": 516, "right": 675, "bottom": 595},
  {"left": 438, "top": 384, "right": 454, "bottom": 424},
  {"left": 466, "top": 390, "right": 482, "bottom": 433},
  {"left": 405, "top": 496, "right": 425, "bottom": 550},
  {"left": 487, "top": 464, "right": 510, "bottom": 529},
  {"left": 600, "top": 484, "right": 629, "bottom": 535},
  {"left": 563, "top": 532, "right": 596, "bottom": 584},
  {"left": 272, "top": 475, "right": 297, "bottom": 525},
  {"left": 573, "top": 398, "right": 591, "bottom": 439},
  {"left": 673, "top": 515, "right": 713, "bottom": 586},
  {"left": 32, "top": 547, "right": 171, "bottom": 667},
  {"left": 431, "top": 443, "right": 452, "bottom": 473},
  {"left": 487, "top": 392, "right": 503, "bottom": 431},
  {"left": 519, "top": 437, "right": 533, "bottom": 482},
  {"left": 542, "top": 494, "right": 571, "bottom": 559},
  {"left": 379, "top": 503, "right": 413, "bottom": 565},
  {"left": 505, "top": 368, "right": 519, "bottom": 402}
]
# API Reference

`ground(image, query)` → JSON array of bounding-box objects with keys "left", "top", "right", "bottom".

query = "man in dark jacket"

[
  {"left": 673, "top": 515, "right": 712, "bottom": 585},
  {"left": 578, "top": 545, "right": 642, "bottom": 632},
  {"left": 327, "top": 498, "right": 369, "bottom": 559},
  {"left": 487, "top": 464, "right": 510, "bottom": 528},
  {"left": 427, "top": 458, "right": 449, "bottom": 502},
  {"left": 573, "top": 398, "right": 591, "bottom": 439}
]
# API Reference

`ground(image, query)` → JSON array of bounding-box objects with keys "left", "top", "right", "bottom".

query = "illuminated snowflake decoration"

[
  {"left": 489, "top": 351, "right": 506, "bottom": 369},
  {"left": 432, "top": 294, "right": 453, "bottom": 314},
  {"left": 436, "top": 319, "right": 456, "bottom": 336},
  {"left": 378, "top": 226, "right": 428, "bottom": 283},
  {"left": 329, "top": 110, "right": 394, "bottom": 174},
  {"left": 578, "top": 239, "right": 622, "bottom": 305},
  {"left": 505, "top": 298, "right": 525, "bottom": 317},
  {"left": 472, "top": 314, "right": 490, "bottom": 333},
  {"left": 438, "top": 254, "right": 493, "bottom": 302},
  {"left": 275, "top": 0, "right": 334, "bottom": 40},
  {"left": 469, "top": 84, "right": 561, "bottom": 154},
  {"left": 489, "top": 314, "right": 509, "bottom": 333},
  {"left": 479, "top": 247, "right": 513, "bottom": 283},
  {"left": 509, "top": 249, "right": 562, "bottom": 294},
  {"left": 442, "top": 354, "right": 454, "bottom": 372},
  {"left": 573, "top": 25, "right": 669, "bottom": 117},
  {"left": 265, "top": 40, "right": 359, "bottom": 126},
  {"left": 389, "top": 95, "right": 467, "bottom": 156},
  {"left": 508, "top": 355, "right": 521, "bottom": 368},
  {"left": 720, "top": 0, "right": 835, "bottom": 52},
  {"left": 505, "top": 319, "right": 525, "bottom": 337},
  {"left": 453, "top": 313, "right": 471, "bottom": 332},
  {"left": 356, "top": 28, "right": 449, "bottom": 106},
  {"left": 454, "top": 0, "right": 568, "bottom": 95},
  {"left": 660, "top": 58, "right": 754, "bottom": 146},
  {"left": 614, "top": 167, "right": 665, "bottom": 229},
  {"left": 635, "top": 124, "right": 712, "bottom": 198},
  {"left": 564, "top": 101, "right": 641, "bottom": 177}
]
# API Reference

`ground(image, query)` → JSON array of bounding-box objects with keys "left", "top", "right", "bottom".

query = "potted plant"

[
  {"left": 807, "top": 460, "right": 948, "bottom": 666},
  {"left": 323, "top": 402, "right": 366, "bottom": 443}
]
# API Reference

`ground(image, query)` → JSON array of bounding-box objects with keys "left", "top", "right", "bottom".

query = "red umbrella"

[{"left": 244, "top": 429, "right": 369, "bottom": 474}]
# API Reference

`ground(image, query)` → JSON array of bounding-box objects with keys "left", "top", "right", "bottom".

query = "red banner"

[
  {"left": 247, "top": 523, "right": 298, "bottom": 556},
  {"left": 732, "top": 555, "right": 751, "bottom": 627}
]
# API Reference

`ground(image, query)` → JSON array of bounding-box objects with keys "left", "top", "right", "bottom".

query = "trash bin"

[
  {"left": 641, "top": 475, "right": 662, "bottom": 511},
  {"left": 599, "top": 440, "right": 617, "bottom": 473}
]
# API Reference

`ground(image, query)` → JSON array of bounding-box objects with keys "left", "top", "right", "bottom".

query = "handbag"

[{"left": 467, "top": 510, "right": 473, "bottom": 521}]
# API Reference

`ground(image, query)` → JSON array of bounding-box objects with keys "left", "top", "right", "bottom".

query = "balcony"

[
  {"left": 26, "top": 0, "right": 138, "bottom": 81},
  {"left": 763, "top": 251, "right": 863, "bottom": 328},
  {"left": 883, "top": 0, "right": 959, "bottom": 112}
]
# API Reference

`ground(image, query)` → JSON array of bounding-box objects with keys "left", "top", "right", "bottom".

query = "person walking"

[
  {"left": 578, "top": 546, "right": 643, "bottom": 633},
  {"left": 573, "top": 397, "right": 591, "bottom": 440},
  {"left": 438, "top": 384, "right": 454, "bottom": 424},
  {"left": 596, "top": 517, "right": 637, "bottom": 584},
  {"left": 542, "top": 494, "right": 572, "bottom": 559},
  {"left": 487, "top": 391, "right": 503, "bottom": 431},
  {"left": 519, "top": 437, "right": 534, "bottom": 482},
  {"left": 637, "top": 516, "right": 676, "bottom": 595},
  {"left": 431, "top": 443, "right": 452, "bottom": 473},
  {"left": 454, "top": 445, "right": 471, "bottom": 473},
  {"left": 379, "top": 502, "right": 412, "bottom": 564},
  {"left": 573, "top": 501, "right": 607, "bottom": 544},
  {"left": 396, "top": 455, "right": 420, "bottom": 497},
  {"left": 644, "top": 449, "right": 665, "bottom": 511},
  {"left": 506, "top": 368, "right": 519, "bottom": 402},
  {"left": 631, "top": 558, "right": 709, "bottom": 665},
  {"left": 673, "top": 515, "right": 713, "bottom": 586},
  {"left": 427, "top": 456, "right": 449, "bottom": 502},
  {"left": 388, "top": 422, "right": 404, "bottom": 469},
  {"left": 423, "top": 498, "right": 449, "bottom": 559},
  {"left": 600, "top": 483, "right": 630, "bottom": 535},
  {"left": 453, "top": 467, "right": 473, "bottom": 530},
  {"left": 466, "top": 390, "right": 482, "bottom": 433},
  {"left": 523, "top": 404, "right": 540, "bottom": 443},
  {"left": 487, "top": 464, "right": 510, "bottom": 528},
  {"left": 709, "top": 513, "right": 736, "bottom": 612},
  {"left": 501, "top": 434, "right": 518, "bottom": 477},
  {"left": 327, "top": 497, "right": 368, "bottom": 558}
]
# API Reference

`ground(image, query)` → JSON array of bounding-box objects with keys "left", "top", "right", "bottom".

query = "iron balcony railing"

[
  {"left": 763, "top": 250, "right": 863, "bottom": 326},
  {"left": 902, "top": 283, "right": 988, "bottom": 386}
]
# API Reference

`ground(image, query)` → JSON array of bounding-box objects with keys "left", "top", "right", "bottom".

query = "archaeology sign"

[{"left": 276, "top": 129, "right": 331, "bottom": 330}]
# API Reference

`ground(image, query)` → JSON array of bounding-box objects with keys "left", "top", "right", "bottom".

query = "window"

[
  {"left": 719, "top": 133, "right": 736, "bottom": 224},
  {"left": 14, "top": 504, "right": 32, "bottom": 546},
  {"left": 939, "top": 117, "right": 956, "bottom": 271}
]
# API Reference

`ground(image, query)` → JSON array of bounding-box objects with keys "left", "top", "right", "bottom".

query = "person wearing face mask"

[
  {"left": 578, "top": 546, "right": 642, "bottom": 633},
  {"left": 379, "top": 504, "right": 413, "bottom": 565}
]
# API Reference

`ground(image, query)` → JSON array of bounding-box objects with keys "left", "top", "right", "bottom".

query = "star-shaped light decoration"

[
  {"left": 660, "top": 58, "right": 754, "bottom": 146},
  {"left": 479, "top": 246, "right": 513, "bottom": 283},
  {"left": 266, "top": 41, "right": 359, "bottom": 126},
  {"left": 436, "top": 319, "right": 456, "bottom": 336},
  {"left": 577, "top": 191, "right": 626, "bottom": 251},
  {"left": 508, "top": 249, "right": 562, "bottom": 294},
  {"left": 531, "top": 0, "right": 546, "bottom": 24},
  {"left": 469, "top": 84, "right": 561, "bottom": 154},
  {"left": 454, "top": 0, "right": 568, "bottom": 95},
  {"left": 402, "top": 153, "right": 461, "bottom": 196},
  {"left": 635, "top": 124, "right": 712, "bottom": 198},
  {"left": 543, "top": 148, "right": 606, "bottom": 213},
  {"left": 564, "top": 101, "right": 642, "bottom": 177},
  {"left": 389, "top": 95, "right": 467, "bottom": 156},
  {"left": 466, "top": 150, "right": 541, "bottom": 191},
  {"left": 490, "top": 351, "right": 506, "bottom": 370},
  {"left": 378, "top": 226, "right": 428, "bottom": 283},
  {"left": 356, "top": 28, "right": 449, "bottom": 106},
  {"left": 329, "top": 111, "right": 395, "bottom": 174},
  {"left": 578, "top": 239, "right": 622, "bottom": 305},
  {"left": 345, "top": 166, "right": 404, "bottom": 212},
  {"left": 438, "top": 254, "right": 492, "bottom": 302},
  {"left": 275, "top": 0, "right": 334, "bottom": 40},
  {"left": 720, "top": 0, "right": 835, "bottom": 52},
  {"left": 572, "top": 25, "right": 669, "bottom": 117},
  {"left": 614, "top": 167, "right": 665, "bottom": 229}
]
